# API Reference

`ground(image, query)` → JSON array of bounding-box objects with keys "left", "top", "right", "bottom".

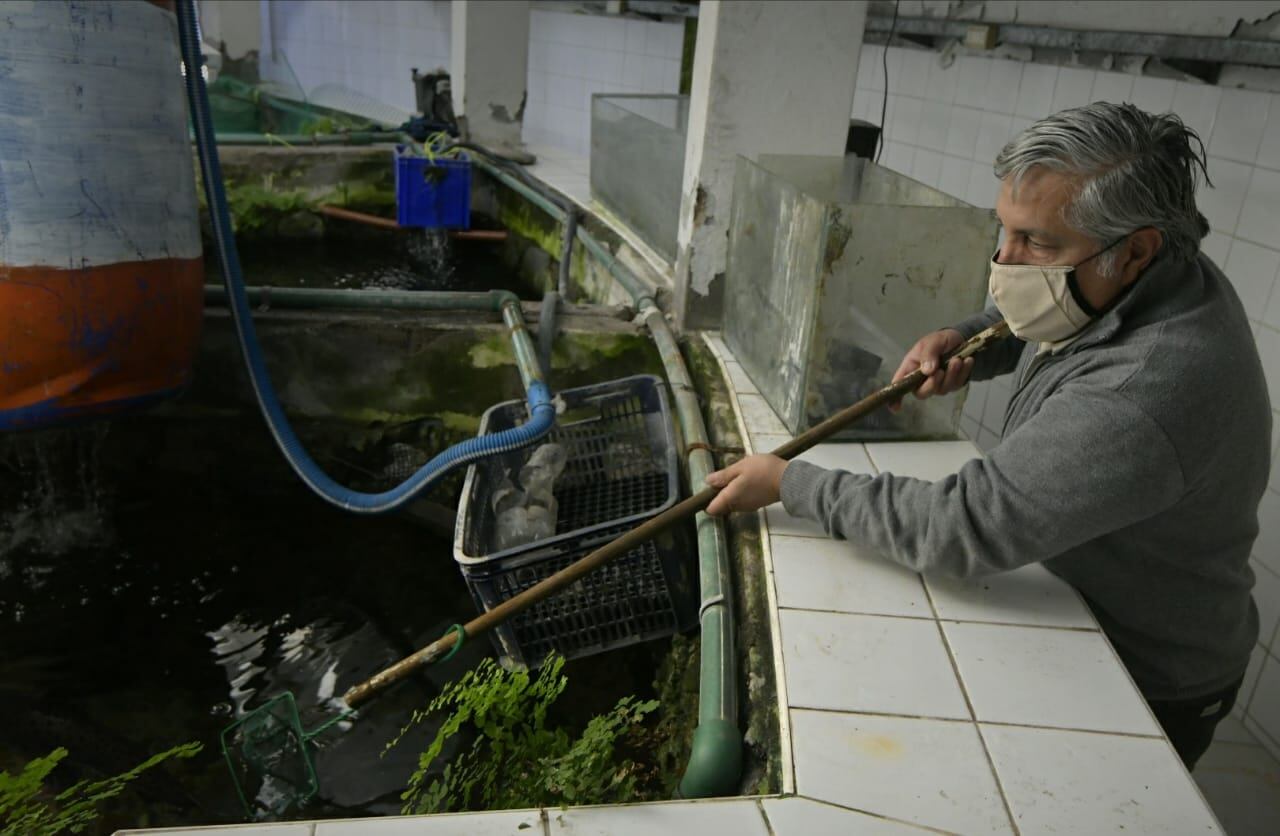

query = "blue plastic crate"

[{"left": 394, "top": 145, "right": 471, "bottom": 229}]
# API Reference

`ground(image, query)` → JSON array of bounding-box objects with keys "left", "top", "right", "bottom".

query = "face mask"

[{"left": 987, "top": 238, "right": 1125, "bottom": 343}]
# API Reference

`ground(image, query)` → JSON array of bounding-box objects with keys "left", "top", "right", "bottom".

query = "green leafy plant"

[
  {"left": 0, "top": 743, "right": 201, "bottom": 835},
  {"left": 386, "top": 654, "right": 658, "bottom": 814}
]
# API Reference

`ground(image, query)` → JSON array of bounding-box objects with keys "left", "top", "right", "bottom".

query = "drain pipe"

[
  {"left": 645, "top": 308, "right": 741, "bottom": 798},
  {"left": 470, "top": 152, "right": 742, "bottom": 795},
  {"left": 205, "top": 285, "right": 523, "bottom": 315},
  {"left": 576, "top": 230, "right": 742, "bottom": 797}
]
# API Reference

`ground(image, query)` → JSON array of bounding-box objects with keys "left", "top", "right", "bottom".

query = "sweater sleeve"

[
  {"left": 951, "top": 305, "right": 1024, "bottom": 381},
  {"left": 778, "top": 384, "right": 1185, "bottom": 578}
]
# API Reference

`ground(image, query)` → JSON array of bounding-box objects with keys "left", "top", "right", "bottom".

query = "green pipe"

[
  {"left": 471, "top": 154, "right": 569, "bottom": 224},
  {"left": 469, "top": 152, "right": 743, "bottom": 795},
  {"left": 641, "top": 301, "right": 742, "bottom": 798},
  {"left": 499, "top": 295, "right": 546, "bottom": 391},
  {"left": 203, "top": 285, "right": 542, "bottom": 386},
  {"left": 199, "top": 130, "right": 402, "bottom": 146},
  {"left": 575, "top": 228, "right": 657, "bottom": 308}
]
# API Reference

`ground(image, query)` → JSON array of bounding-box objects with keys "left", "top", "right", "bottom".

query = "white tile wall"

[
  {"left": 859, "top": 44, "right": 1280, "bottom": 752},
  {"left": 263, "top": 0, "right": 450, "bottom": 114},
  {"left": 523, "top": 9, "right": 683, "bottom": 156}
]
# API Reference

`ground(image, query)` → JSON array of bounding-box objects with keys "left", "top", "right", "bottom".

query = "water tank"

[{"left": 0, "top": 0, "right": 203, "bottom": 430}]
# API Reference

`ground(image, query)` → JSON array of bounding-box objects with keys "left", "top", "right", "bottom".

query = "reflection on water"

[
  {"left": 0, "top": 416, "right": 671, "bottom": 826},
  {"left": 0, "top": 419, "right": 484, "bottom": 826}
]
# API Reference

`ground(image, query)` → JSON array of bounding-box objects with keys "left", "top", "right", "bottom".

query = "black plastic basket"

[{"left": 453, "top": 375, "right": 697, "bottom": 669}]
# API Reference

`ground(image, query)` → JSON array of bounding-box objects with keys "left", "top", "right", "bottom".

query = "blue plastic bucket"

[{"left": 394, "top": 146, "right": 472, "bottom": 229}]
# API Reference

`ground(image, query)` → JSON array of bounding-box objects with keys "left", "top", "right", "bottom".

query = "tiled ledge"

[
  {"left": 118, "top": 331, "right": 1223, "bottom": 835},
  {"left": 701, "top": 331, "right": 1224, "bottom": 836}
]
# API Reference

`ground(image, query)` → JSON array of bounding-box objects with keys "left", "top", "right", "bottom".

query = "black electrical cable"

[{"left": 875, "top": 0, "right": 900, "bottom": 164}]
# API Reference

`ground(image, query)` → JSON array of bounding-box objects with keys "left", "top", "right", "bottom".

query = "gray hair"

[{"left": 993, "top": 102, "right": 1211, "bottom": 274}]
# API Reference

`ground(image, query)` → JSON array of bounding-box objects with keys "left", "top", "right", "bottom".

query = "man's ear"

[{"left": 1120, "top": 227, "right": 1163, "bottom": 285}]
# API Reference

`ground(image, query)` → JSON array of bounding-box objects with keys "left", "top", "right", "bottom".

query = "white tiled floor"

[
  {"left": 699, "top": 331, "right": 1228, "bottom": 835},
  {"left": 983, "top": 724, "right": 1221, "bottom": 835},
  {"left": 780, "top": 610, "right": 970, "bottom": 718},
  {"left": 522, "top": 142, "right": 590, "bottom": 206},
  {"left": 791, "top": 709, "right": 1014, "bottom": 835},
  {"left": 770, "top": 535, "right": 932, "bottom": 618},
  {"left": 943, "top": 622, "right": 1163, "bottom": 735},
  {"left": 924, "top": 563, "right": 1096, "bottom": 628}
]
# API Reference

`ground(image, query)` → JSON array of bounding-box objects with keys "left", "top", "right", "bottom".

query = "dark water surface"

[
  {"left": 0, "top": 417, "right": 663, "bottom": 830},
  {"left": 206, "top": 229, "right": 531, "bottom": 296}
]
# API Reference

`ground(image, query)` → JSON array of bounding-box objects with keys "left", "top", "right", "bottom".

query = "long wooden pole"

[{"left": 343, "top": 320, "right": 1010, "bottom": 706}]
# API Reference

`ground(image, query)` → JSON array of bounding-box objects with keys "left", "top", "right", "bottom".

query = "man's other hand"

[
  {"left": 705, "top": 455, "right": 788, "bottom": 516},
  {"left": 889, "top": 328, "right": 973, "bottom": 413}
]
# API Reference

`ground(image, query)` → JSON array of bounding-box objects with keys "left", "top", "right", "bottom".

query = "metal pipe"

[
  {"left": 204, "top": 284, "right": 512, "bottom": 311},
  {"left": 315, "top": 205, "right": 509, "bottom": 240},
  {"left": 204, "top": 283, "right": 544, "bottom": 392},
  {"left": 198, "top": 130, "right": 403, "bottom": 146},
  {"left": 864, "top": 14, "right": 1280, "bottom": 68},
  {"left": 472, "top": 146, "right": 740, "bottom": 797},
  {"left": 451, "top": 229, "right": 509, "bottom": 241},
  {"left": 500, "top": 296, "right": 546, "bottom": 391},
  {"left": 557, "top": 208, "right": 579, "bottom": 297},
  {"left": 574, "top": 227, "right": 657, "bottom": 307},
  {"left": 316, "top": 204, "right": 400, "bottom": 230},
  {"left": 470, "top": 154, "right": 569, "bottom": 224},
  {"left": 640, "top": 301, "right": 742, "bottom": 798}
]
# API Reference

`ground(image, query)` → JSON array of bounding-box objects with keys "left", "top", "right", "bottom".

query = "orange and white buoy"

[{"left": 0, "top": 0, "right": 204, "bottom": 430}]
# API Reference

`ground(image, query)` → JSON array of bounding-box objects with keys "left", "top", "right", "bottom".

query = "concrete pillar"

[
  {"left": 198, "top": 0, "right": 262, "bottom": 61},
  {"left": 450, "top": 0, "right": 531, "bottom": 154},
  {"left": 673, "top": 1, "right": 868, "bottom": 330}
]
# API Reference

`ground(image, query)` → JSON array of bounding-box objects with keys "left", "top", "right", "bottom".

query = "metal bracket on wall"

[{"left": 865, "top": 14, "right": 1280, "bottom": 70}]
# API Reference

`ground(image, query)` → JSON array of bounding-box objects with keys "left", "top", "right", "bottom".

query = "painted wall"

[
  {"left": 451, "top": 0, "right": 530, "bottom": 150},
  {"left": 522, "top": 8, "right": 685, "bottom": 156},
  {"left": 199, "top": 0, "right": 262, "bottom": 60},
  {"left": 856, "top": 43, "right": 1280, "bottom": 758},
  {"left": 261, "top": 0, "right": 451, "bottom": 115}
]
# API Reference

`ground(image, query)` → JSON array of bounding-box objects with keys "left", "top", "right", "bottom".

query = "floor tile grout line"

[
  {"left": 791, "top": 794, "right": 957, "bottom": 834},
  {"left": 755, "top": 797, "right": 777, "bottom": 836},
  {"left": 776, "top": 602, "right": 1100, "bottom": 632},
  {"left": 789, "top": 706, "right": 1167, "bottom": 739},
  {"left": 924, "top": 578, "right": 1022, "bottom": 836}
]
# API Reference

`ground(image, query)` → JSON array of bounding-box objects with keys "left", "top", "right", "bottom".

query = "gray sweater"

[{"left": 780, "top": 251, "right": 1272, "bottom": 701}]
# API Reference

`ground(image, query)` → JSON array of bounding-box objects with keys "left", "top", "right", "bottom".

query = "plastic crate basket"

[
  {"left": 454, "top": 375, "right": 697, "bottom": 670},
  {"left": 395, "top": 145, "right": 471, "bottom": 229}
]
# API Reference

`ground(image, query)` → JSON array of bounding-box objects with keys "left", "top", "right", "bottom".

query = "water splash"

[
  {"left": 405, "top": 229, "right": 456, "bottom": 289},
  {"left": 0, "top": 424, "right": 112, "bottom": 564}
]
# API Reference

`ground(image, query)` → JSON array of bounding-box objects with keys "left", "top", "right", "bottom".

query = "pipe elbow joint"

[{"left": 676, "top": 719, "right": 742, "bottom": 799}]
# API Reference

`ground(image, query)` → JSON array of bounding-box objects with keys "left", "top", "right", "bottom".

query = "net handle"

[{"left": 343, "top": 322, "right": 1011, "bottom": 708}]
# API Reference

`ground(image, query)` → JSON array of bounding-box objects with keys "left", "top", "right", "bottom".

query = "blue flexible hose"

[{"left": 175, "top": 1, "right": 554, "bottom": 514}]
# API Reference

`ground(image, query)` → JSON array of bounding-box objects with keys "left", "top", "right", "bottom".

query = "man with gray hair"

[{"left": 704, "top": 102, "right": 1272, "bottom": 769}]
